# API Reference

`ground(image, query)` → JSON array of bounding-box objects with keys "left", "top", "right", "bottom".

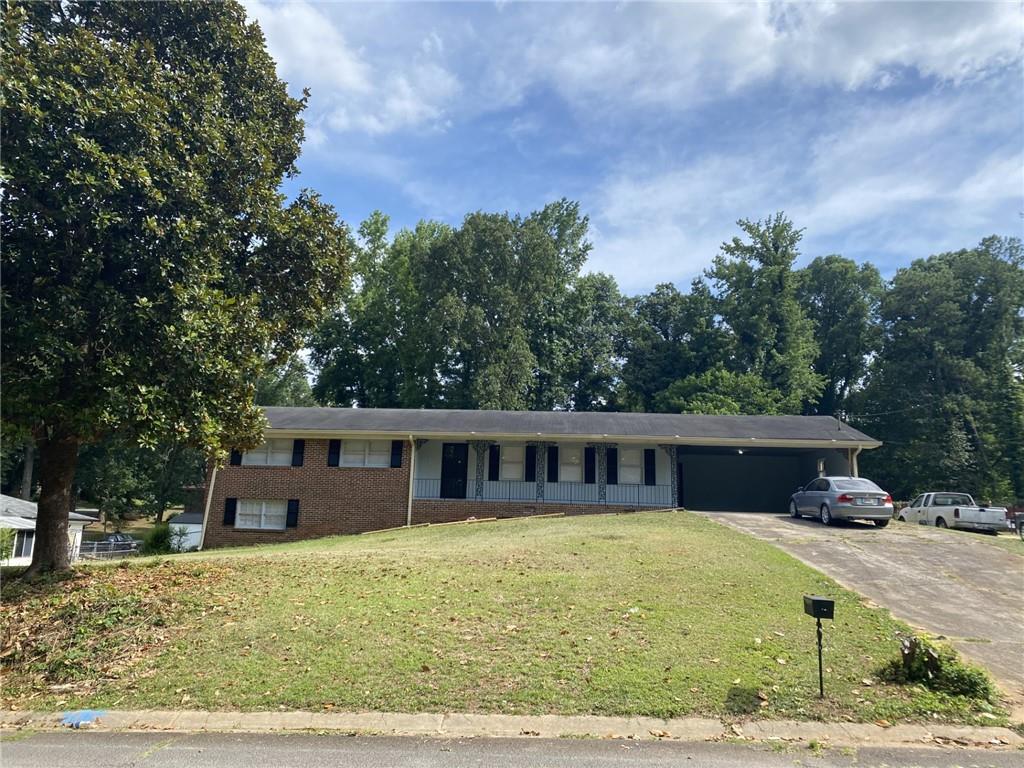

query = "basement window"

[{"left": 235, "top": 499, "right": 287, "bottom": 530}]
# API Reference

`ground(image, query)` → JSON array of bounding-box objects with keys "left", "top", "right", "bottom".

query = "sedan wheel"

[
  {"left": 820, "top": 504, "right": 833, "bottom": 526},
  {"left": 875, "top": 519, "right": 890, "bottom": 528},
  {"left": 789, "top": 500, "right": 801, "bottom": 519}
]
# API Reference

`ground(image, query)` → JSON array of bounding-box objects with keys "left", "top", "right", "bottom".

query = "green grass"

[{"left": 0, "top": 511, "right": 1005, "bottom": 724}]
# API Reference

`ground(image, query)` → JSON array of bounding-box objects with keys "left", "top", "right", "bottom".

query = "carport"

[{"left": 677, "top": 446, "right": 854, "bottom": 513}]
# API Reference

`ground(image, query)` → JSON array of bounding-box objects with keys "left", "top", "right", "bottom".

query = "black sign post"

[{"left": 803, "top": 595, "right": 835, "bottom": 698}]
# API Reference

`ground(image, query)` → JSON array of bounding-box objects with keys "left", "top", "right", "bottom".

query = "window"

[
  {"left": 815, "top": 479, "right": 831, "bottom": 492},
  {"left": 242, "top": 439, "right": 293, "bottom": 466},
  {"left": 619, "top": 448, "right": 643, "bottom": 485},
  {"left": 833, "top": 478, "right": 882, "bottom": 491},
  {"left": 909, "top": 495, "right": 924, "bottom": 508},
  {"left": 560, "top": 446, "right": 583, "bottom": 483},
  {"left": 501, "top": 445, "right": 525, "bottom": 481},
  {"left": 235, "top": 499, "right": 287, "bottom": 530},
  {"left": 934, "top": 493, "right": 972, "bottom": 506},
  {"left": 342, "top": 439, "right": 391, "bottom": 467},
  {"left": 13, "top": 530, "right": 34, "bottom": 559}
]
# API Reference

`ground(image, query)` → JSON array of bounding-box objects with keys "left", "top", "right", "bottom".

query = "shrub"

[
  {"left": 881, "top": 635, "right": 996, "bottom": 702},
  {"left": 142, "top": 524, "right": 173, "bottom": 555}
]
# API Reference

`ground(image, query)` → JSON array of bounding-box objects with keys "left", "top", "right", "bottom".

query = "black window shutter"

[
  {"left": 584, "top": 447, "right": 596, "bottom": 484},
  {"left": 390, "top": 440, "right": 403, "bottom": 468},
  {"left": 546, "top": 446, "right": 559, "bottom": 483},
  {"left": 286, "top": 499, "right": 299, "bottom": 528},
  {"left": 644, "top": 448, "right": 656, "bottom": 486},
  {"left": 607, "top": 448, "right": 618, "bottom": 485},
  {"left": 327, "top": 439, "right": 341, "bottom": 467},
  {"left": 223, "top": 498, "right": 237, "bottom": 526},
  {"left": 291, "top": 439, "right": 305, "bottom": 467},
  {"left": 229, "top": 450, "right": 242, "bottom": 466},
  {"left": 488, "top": 445, "right": 500, "bottom": 481},
  {"left": 524, "top": 445, "right": 537, "bottom": 482}
]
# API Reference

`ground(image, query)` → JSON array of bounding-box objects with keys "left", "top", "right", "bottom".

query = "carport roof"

[{"left": 263, "top": 407, "right": 880, "bottom": 447}]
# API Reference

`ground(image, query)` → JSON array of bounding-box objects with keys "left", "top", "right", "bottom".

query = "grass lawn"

[{"left": 0, "top": 511, "right": 1005, "bottom": 724}]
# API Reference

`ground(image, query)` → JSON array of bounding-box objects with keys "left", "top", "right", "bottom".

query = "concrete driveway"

[{"left": 699, "top": 512, "right": 1024, "bottom": 708}]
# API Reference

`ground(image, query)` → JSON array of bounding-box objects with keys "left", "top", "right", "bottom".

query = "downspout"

[
  {"left": 197, "top": 464, "right": 218, "bottom": 551},
  {"left": 851, "top": 447, "right": 862, "bottom": 478},
  {"left": 406, "top": 436, "right": 415, "bottom": 527}
]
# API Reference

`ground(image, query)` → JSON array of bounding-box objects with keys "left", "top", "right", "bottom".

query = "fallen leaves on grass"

[{"left": 0, "top": 561, "right": 231, "bottom": 705}]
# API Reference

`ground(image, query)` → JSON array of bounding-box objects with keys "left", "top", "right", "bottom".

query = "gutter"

[
  {"left": 406, "top": 435, "right": 415, "bottom": 527},
  {"left": 197, "top": 465, "right": 217, "bottom": 551},
  {"left": 262, "top": 428, "right": 882, "bottom": 451}
]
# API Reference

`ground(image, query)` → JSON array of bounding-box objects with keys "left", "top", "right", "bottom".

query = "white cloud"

[
  {"left": 245, "top": 1, "right": 460, "bottom": 136},
  {"left": 589, "top": 82, "right": 1022, "bottom": 291}
]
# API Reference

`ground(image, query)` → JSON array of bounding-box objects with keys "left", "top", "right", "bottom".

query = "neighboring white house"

[
  {"left": 165, "top": 511, "right": 203, "bottom": 551},
  {"left": 0, "top": 494, "right": 96, "bottom": 566}
]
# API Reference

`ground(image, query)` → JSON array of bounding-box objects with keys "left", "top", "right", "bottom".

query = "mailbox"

[{"left": 803, "top": 595, "right": 835, "bottom": 620}]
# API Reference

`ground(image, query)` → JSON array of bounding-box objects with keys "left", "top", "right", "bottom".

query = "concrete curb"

[{"left": 1, "top": 709, "right": 1020, "bottom": 749}]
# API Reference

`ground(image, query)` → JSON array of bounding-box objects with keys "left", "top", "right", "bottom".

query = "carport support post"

[{"left": 816, "top": 617, "right": 824, "bottom": 698}]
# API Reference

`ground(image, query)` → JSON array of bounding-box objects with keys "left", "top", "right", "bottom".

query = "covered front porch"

[{"left": 412, "top": 439, "right": 675, "bottom": 508}]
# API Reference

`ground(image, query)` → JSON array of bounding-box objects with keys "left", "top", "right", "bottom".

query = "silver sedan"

[{"left": 789, "top": 476, "right": 894, "bottom": 527}]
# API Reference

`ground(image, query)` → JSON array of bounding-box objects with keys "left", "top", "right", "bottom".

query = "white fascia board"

[{"left": 263, "top": 428, "right": 882, "bottom": 450}]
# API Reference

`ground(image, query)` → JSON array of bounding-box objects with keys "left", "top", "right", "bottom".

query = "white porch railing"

[{"left": 414, "top": 478, "right": 673, "bottom": 507}]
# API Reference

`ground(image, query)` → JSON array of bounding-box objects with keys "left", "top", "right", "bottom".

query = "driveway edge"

[{"left": 1, "top": 710, "right": 1020, "bottom": 749}]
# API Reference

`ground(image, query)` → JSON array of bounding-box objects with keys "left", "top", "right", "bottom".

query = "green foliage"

[
  {"left": 707, "top": 214, "right": 823, "bottom": 413},
  {"left": 142, "top": 524, "right": 173, "bottom": 556},
  {"left": 856, "top": 237, "right": 1024, "bottom": 501},
  {"left": 655, "top": 367, "right": 783, "bottom": 415},
  {"left": 76, "top": 435, "right": 204, "bottom": 523},
  {"left": 2, "top": 1, "right": 350, "bottom": 571},
  {"left": 796, "top": 256, "right": 883, "bottom": 415},
  {"left": 255, "top": 356, "right": 317, "bottom": 407},
  {"left": 1, "top": 0, "right": 349, "bottom": 456},
  {"left": 0, "top": 528, "right": 15, "bottom": 563},
  {"left": 880, "top": 636, "right": 997, "bottom": 702},
  {"left": 313, "top": 201, "right": 595, "bottom": 410}
]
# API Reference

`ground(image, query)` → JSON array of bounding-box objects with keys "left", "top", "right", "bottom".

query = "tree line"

[{"left": 309, "top": 206, "right": 1024, "bottom": 503}]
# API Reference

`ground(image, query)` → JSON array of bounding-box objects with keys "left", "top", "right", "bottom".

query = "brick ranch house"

[{"left": 198, "top": 407, "right": 881, "bottom": 549}]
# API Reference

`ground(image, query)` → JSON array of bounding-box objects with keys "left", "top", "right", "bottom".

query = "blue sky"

[{"left": 247, "top": 1, "right": 1022, "bottom": 293}]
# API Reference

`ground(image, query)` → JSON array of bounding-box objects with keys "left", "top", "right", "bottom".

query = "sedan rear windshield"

[{"left": 833, "top": 478, "right": 883, "bottom": 491}]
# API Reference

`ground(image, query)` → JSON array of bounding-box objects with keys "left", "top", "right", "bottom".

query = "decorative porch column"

[
  {"left": 659, "top": 444, "right": 679, "bottom": 507},
  {"left": 470, "top": 441, "right": 490, "bottom": 500},
  {"left": 594, "top": 443, "right": 617, "bottom": 502},
  {"left": 529, "top": 441, "right": 550, "bottom": 501}
]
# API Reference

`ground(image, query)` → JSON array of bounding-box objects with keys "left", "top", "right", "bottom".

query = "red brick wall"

[
  {"left": 202, "top": 439, "right": 411, "bottom": 549},
  {"left": 411, "top": 499, "right": 668, "bottom": 525}
]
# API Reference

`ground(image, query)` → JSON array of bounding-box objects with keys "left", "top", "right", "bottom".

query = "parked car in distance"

[
  {"left": 789, "top": 476, "right": 894, "bottom": 527},
  {"left": 898, "top": 492, "right": 1006, "bottom": 533},
  {"left": 104, "top": 532, "right": 140, "bottom": 550}
]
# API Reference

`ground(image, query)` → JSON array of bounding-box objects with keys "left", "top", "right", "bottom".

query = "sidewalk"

[{"left": 1, "top": 709, "right": 1020, "bottom": 750}]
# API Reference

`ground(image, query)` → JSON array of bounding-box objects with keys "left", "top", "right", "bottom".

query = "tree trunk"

[
  {"left": 18, "top": 442, "right": 35, "bottom": 500},
  {"left": 23, "top": 433, "right": 80, "bottom": 578}
]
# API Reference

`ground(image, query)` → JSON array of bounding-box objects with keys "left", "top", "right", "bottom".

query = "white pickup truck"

[{"left": 898, "top": 492, "right": 1006, "bottom": 533}]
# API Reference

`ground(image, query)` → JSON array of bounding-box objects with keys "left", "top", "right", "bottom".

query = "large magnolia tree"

[{"left": 1, "top": 1, "right": 350, "bottom": 575}]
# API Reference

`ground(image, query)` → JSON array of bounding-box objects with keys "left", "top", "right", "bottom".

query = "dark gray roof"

[
  {"left": 0, "top": 494, "right": 97, "bottom": 522},
  {"left": 263, "top": 407, "right": 879, "bottom": 445},
  {"left": 166, "top": 512, "right": 204, "bottom": 526}
]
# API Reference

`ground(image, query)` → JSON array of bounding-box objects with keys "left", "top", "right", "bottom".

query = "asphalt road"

[
  {"left": 700, "top": 512, "right": 1024, "bottom": 706},
  {"left": 2, "top": 731, "right": 1022, "bottom": 768}
]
